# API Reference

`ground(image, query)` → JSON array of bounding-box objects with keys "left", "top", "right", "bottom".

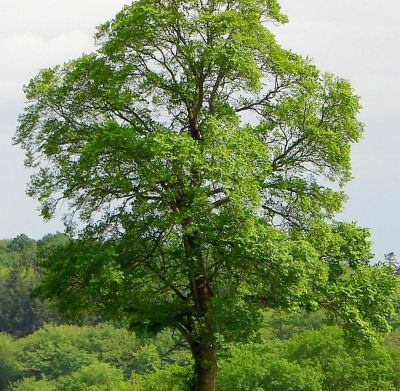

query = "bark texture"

[{"left": 191, "top": 339, "right": 217, "bottom": 391}]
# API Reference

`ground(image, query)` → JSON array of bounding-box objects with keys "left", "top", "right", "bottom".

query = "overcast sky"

[{"left": 0, "top": 1, "right": 398, "bottom": 259}]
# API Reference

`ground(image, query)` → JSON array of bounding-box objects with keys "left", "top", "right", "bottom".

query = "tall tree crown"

[
  {"left": 17, "top": 0, "right": 362, "bottom": 231},
  {"left": 15, "top": 0, "right": 394, "bottom": 355}
]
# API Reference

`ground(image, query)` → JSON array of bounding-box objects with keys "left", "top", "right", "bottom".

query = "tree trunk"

[
  {"left": 182, "top": 231, "right": 216, "bottom": 390},
  {"left": 190, "top": 339, "right": 217, "bottom": 391}
]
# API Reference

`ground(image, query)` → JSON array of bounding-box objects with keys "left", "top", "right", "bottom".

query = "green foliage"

[
  {"left": 0, "top": 322, "right": 192, "bottom": 390},
  {"left": 55, "top": 362, "right": 126, "bottom": 391},
  {"left": 12, "top": 324, "right": 174, "bottom": 381},
  {"left": 0, "top": 233, "right": 70, "bottom": 337},
  {"left": 0, "top": 333, "right": 19, "bottom": 389},
  {"left": 286, "top": 327, "right": 396, "bottom": 391},
  {"left": 14, "top": 0, "right": 398, "bottom": 388},
  {"left": 0, "top": 236, "right": 47, "bottom": 336},
  {"left": 218, "top": 343, "right": 322, "bottom": 391},
  {"left": 15, "top": 326, "right": 98, "bottom": 379},
  {"left": 9, "top": 364, "right": 127, "bottom": 391},
  {"left": 130, "top": 364, "right": 192, "bottom": 391},
  {"left": 217, "top": 326, "right": 398, "bottom": 391},
  {"left": 2, "top": 314, "right": 400, "bottom": 390},
  {"left": 261, "top": 310, "right": 327, "bottom": 340},
  {"left": 10, "top": 378, "right": 56, "bottom": 391}
]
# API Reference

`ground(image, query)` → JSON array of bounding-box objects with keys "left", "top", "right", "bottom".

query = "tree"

[
  {"left": 54, "top": 362, "right": 127, "bottom": 391},
  {"left": 15, "top": 0, "right": 397, "bottom": 389},
  {"left": 0, "top": 234, "right": 69, "bottom": 337},
  {"left": 0, "top": 333, "right": 18, "bottom": 390},
  {"left": 0, "top": 235, "right": 51, "bottom": 336},
  {"left": 217, "top": 343, "right": 322, "bottom": 391},
  {"left": 0, "top": 323, "right": 179, "bottom": 390},
  {"left": 287, "top": 327, "right": 397, "bottom": 391},
  {"left": 217, "top": 326, "right": 398, "bottom": 391}
]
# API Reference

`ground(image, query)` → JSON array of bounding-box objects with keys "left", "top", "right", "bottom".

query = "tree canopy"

[
  {"left": 0, "top": 234, "right": 68, "bottom": 337},
  {"left": 15, "top": 0, "right": 397, "bottom": 389},
  {"left": 2, "top": 315, "right": 400, "bottom": 391}
]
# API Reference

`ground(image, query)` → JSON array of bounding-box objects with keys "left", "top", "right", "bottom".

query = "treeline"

[
  {"left": 3, "top": 316, "right": 400, "bottom": 390},
  {"left": 1, "top": 235, "right": 400, "bottom": 390},
  {"left": 0, "top": 234, "right": 72, "bottom": 337}
]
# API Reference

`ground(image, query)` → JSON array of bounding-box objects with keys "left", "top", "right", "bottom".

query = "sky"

[{"left": 0, "top": 0, "right": 398, "bottom": 259}]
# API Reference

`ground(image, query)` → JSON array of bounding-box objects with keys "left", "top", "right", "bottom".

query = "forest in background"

[{"left": 1, "top": 234, "right": 400, "bottom": 391}]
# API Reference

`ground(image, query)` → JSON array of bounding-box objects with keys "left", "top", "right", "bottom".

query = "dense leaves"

[
  {"left": 0, "top": 234, "right": 67, "bottom": 336},
  {"left": 2, "top": 313, "right": 400, "bottom": 390},
  {"left": 14, "top": 0, "right": 398, "bottom": 388}
]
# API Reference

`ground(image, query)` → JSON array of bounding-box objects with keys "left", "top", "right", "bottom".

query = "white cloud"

[
  {"left": 0, "top": 0, "right": 128, "bottom": 38},
  {"left": 0, "top": 1, "right": 127, "bottom": 239},
  {"left": 273, "top": 0, "right": 400, "bottom": 257}
]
